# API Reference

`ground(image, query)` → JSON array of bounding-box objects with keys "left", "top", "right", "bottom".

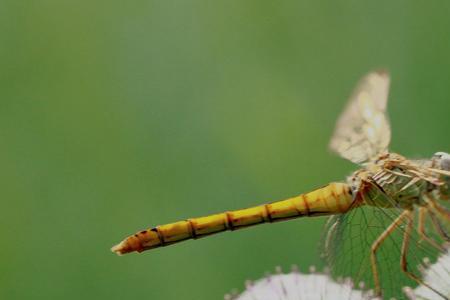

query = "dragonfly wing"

[
  {"left": 321, "top": 194, "right": 448, "bottom": 299},
  {"left": 329, "top": 70, "right": 391, "bottom": 164}
]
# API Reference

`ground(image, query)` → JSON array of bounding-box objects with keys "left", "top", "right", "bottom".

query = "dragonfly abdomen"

[{"left": 111, "top": 182, "right": 353, "bottom": 255}]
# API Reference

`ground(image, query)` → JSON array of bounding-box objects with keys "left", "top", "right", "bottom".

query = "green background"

[{"left": 1, "top": 1, "right": 450, "bottom": 299}]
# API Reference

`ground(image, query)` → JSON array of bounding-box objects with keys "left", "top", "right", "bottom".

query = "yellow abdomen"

[{"left": 111, "top": 182, "right": 354, "bottom": 255}]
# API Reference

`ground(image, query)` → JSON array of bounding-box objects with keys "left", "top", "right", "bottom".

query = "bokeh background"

[{"left": 1, "top": 1, "right": 450, "bottom": 299}]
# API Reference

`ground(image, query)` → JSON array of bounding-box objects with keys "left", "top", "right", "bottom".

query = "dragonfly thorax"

[{"left": 349, "top": 152, "right": 440, "bottom": 210}]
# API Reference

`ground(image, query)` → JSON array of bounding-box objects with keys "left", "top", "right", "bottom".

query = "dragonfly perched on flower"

[{"left": 112, "top": 71, "right": 450, "bottom": 299}]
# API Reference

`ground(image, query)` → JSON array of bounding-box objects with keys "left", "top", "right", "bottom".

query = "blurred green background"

[{"left": 1, "top": 1, "right": 450, "bottom": 299}]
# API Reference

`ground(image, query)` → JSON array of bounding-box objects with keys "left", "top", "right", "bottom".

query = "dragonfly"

[{"left": 112, "top": 71, "right": 450, "bottom": 299}]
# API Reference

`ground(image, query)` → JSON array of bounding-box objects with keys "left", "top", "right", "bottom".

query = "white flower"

[
  {"left": 404, "top": 250, "right": 450, "bottom": 300},
  {"left": 225, "top": 266, "right": 379, "bottom": 300}
]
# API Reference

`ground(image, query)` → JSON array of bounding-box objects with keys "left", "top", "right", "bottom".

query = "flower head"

[
  {"left": 404, "top": 250, "right": 450, "bottom": 300},
  {"left": 225, "top": 266, "right": 379, "bottom": 300}
]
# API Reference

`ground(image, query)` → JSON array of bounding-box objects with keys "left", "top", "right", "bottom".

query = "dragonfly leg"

[
  {"left": 400, "top": 209, "right": 449, "bottom": 300},
  {"left": 423, "top": 194, "right": 450, "bottom": 241},
  {"left": 370, "top": 210, "right": 409, "bottom": 296},
  {"left": 429, "top": 210, "right": 450, "bottom": 242},
  {"left": 431, "top": 200, "right": 450, "bottom": 221},
  {"left": 424, "top": 193, "right": 450, "bottom": 221},
  {"left": 417, "top": 207, "right": 446, "bottom": 252}
]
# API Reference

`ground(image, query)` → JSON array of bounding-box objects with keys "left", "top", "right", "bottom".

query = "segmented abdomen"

[{"left": 111, "top": 182, "right": 354, "bottom": 255}]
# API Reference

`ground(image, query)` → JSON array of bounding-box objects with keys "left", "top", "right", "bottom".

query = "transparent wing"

[
  {"left": 321, "top": 193, "right": 449, "bottom": 300},
  {"left": 329, "top": 70, "right": 391, "bottom": 164}
]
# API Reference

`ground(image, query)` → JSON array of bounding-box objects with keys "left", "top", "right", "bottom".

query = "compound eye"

[
  {"left": 433, "top": 152, "right": 446, "bottom": 158},
  {"left": 434, "top": 151, "right": 450, "bottom": 171}
]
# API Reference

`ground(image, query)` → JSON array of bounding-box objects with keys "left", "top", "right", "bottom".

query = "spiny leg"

[
  {"left": 417, "top": 206, "right": 446, "bottom": 252},
  {"left": 429, "top": 210, "right": 450, "bottom": 242},
  {"left": 400, "top": 209, "right": 449, "bottom": 300},
  {"left": 431, "top": 200, "right": 450, "bottom": 221},
  {"left": 424, "top": 194, "right": 450, "bottom": 221},
  {"left": 423, "top": 194, "right": 450, "bottom": 241},
  {"left": 370, "top": 210, "right": 409, "bottom": 296}
]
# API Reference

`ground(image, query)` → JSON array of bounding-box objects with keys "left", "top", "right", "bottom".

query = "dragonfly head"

[{"left": 433, "top": 152, "right": 450, "bottom": 171}]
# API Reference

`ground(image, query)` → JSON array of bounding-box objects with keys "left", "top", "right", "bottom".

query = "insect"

[{"left": 112, "top": 71, "right": 450, "bottom": 299}]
